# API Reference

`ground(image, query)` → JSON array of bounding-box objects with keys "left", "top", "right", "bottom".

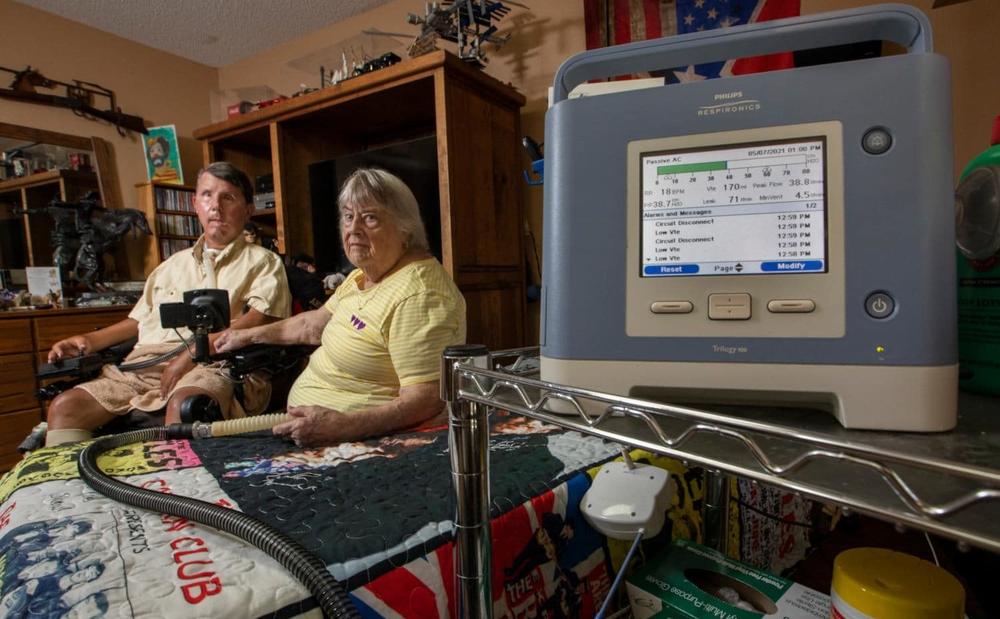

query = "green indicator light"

[
  {"left": 875, "top": 345, "right": 885, "bottom": 353},
  {"left": 657, "top": 161, "right": 728, "bottom": 175}
]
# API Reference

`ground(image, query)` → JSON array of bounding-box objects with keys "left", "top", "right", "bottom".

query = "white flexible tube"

[{"left": 209, "top": 412, "right": 290, "bottom": 437}]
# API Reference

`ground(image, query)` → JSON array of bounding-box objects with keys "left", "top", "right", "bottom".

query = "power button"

[
  {"left": 862, "top": 128, "right": 892, "bottom": 155},
  {"left": 865, "top": 292, "right": 895, "bottom": 319}
]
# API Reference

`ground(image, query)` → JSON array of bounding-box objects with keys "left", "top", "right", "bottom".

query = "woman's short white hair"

[{"left": 338, "top": 168, "right": 430, "bottom": 252}]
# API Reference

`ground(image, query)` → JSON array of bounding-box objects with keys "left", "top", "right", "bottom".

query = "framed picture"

[
  {"left": 143, "top": 125, "right": 184, "bottom": 185},
  {"left": 25, "top": 266, "right": 62, "bottom": 304}
]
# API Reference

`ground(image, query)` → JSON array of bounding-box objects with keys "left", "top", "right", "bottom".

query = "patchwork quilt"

[{"left": 0, "top": 414, "right": 620, "bottom": 618}]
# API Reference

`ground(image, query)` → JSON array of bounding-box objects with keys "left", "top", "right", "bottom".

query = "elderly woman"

[{"left": 215, "top": 168, "right": 466, "bottom": 446}]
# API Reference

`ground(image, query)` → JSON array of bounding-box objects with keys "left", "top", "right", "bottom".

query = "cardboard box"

[{"left": 626, "top": 539, "right": 829, "bottom": 619}]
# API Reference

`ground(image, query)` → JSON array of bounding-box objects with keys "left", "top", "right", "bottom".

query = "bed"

[{"left": 0, "top": 413, "right": 625, "bottom": 618}]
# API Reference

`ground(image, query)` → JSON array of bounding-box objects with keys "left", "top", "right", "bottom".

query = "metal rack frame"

[{"left": 443, "top": 346, "right": 1000, "bottom": 618}]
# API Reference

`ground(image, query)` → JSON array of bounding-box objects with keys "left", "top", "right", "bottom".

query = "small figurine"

[{"left": 244, "top": 222, "right": 259, "bottom": 245}]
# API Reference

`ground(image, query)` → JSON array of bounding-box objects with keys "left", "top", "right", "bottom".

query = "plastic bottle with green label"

[{"left": 955, "top": 115, "right": 1000, "bottom": 395}]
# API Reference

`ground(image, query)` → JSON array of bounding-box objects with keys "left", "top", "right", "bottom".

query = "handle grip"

[{"left": 552, "top": 3, "right": 931, "bottom": 104}]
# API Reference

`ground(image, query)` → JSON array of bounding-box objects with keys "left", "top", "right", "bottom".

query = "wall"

[
  {"left": 218, "top": 0, "right": 998, "bottom": 343},
  {"left": 803, "top": 0, "right": 999, "bottom": 174},
  {"left": 0, "top": 0, "right": 216, "bottom": 211}
]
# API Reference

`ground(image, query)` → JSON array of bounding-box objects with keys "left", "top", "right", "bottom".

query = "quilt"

[{"left": 0, "top": 413, "right": 620, "bottom": 618}]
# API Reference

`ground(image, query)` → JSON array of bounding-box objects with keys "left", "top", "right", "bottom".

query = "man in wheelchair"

[{"left": 40, "top": 162, "right": 290, "bottom": 447}]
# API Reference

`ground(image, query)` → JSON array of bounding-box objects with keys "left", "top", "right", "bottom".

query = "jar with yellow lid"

[{"left": 831, "top": 548, "right": 965, "bottom": 619}]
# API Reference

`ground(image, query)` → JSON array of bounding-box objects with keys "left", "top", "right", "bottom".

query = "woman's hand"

[
  {"left": 159, "top": 352, "right": 196, "bottom": 396},
  {"left": 273, "top": 406, "right": 349, "bottom": 447},
  {"left": 48, "top": 335, "right": 93, "bottom": 363},
  {"left": 214, "top": 328, "right": 253, "bottom": 353}
]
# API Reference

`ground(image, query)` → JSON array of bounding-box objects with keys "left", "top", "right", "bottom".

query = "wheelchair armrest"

[
  {"left": 36, "top": 336, "right": 138, "bottom": 383},
  {"left": 38, "top": 353, "right": 107, "bottom": 380},
  {"left": 219, "top": 344, "right": 316, "bottom": 380}
]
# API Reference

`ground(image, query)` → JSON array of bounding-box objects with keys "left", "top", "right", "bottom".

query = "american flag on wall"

[{"left": 584, "top": 0, "right": 801, "bottom": 82}]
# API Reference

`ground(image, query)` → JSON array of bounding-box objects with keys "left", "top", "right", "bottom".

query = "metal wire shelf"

[{"left": 455, "top": 348, "right": 1000, "bottom": 553}]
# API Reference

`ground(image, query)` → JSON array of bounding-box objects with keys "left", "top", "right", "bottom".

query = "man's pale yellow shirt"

[
  {"left": 288, "top": 258, "right": 466, "bottom": 411},
  {"left": 128, "top": 235, "right": 291, "bottom": 348}
]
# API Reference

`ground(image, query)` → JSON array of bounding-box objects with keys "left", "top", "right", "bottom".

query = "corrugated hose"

[{"left": 77, "top": 420, "right": 361, "bottom": 619}]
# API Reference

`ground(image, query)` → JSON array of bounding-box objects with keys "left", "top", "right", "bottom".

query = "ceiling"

[{"left": 13, "top": 0, "right": 399, "bottom": 67}]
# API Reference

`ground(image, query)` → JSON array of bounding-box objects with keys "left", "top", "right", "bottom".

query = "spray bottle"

[{"left": 955, "top": 115, "right": 1000, "bottom": 395}]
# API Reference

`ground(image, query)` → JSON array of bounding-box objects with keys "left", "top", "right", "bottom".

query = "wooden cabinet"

[
  {"left": 0, "top": 168, "right": 142, "bottom": 281},
  {"left": 135, "top": 182, "right": 199, "bottom": 276},
  {"left": 194, "top": 51, "right": 528, "bottom": 349},
  {"left": 0, "top": 306, "right": 129, "bottom": 472},
  {"left": 0, "top": 125, "right": 124, "bottom": 273},
  {"left": 0, "top": 170, "right": 100, "bottom": 269}
]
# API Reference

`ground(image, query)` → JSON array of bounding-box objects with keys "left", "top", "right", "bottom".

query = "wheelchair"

[
  {"left": 25, "top": 340, "right": 313, "bottom": 450},
  {"left": 24, "top": 289, "right": 314, "bottom": 451}
]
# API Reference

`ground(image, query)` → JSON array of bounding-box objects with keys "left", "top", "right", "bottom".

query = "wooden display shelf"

[
  {"left": 0, "top": 168, "right": 99, "bottom": 192},
  {"left": 194, "top": 50, "right": 528, "bottom": 349},
  {"left": 0, "top": 169, "right": 102, "bottom": 270},
  {"left": 157, "top": 209, "right": 197, "bottom": 216}
]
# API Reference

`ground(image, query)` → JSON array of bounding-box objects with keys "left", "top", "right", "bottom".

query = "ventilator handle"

[{"left": 551, "top": 2, "right": 931, "bottom": 104}]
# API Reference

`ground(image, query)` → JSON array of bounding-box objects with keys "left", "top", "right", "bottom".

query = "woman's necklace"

[{"left": 355, "top": 274, "right": 379, "bottom": 310}]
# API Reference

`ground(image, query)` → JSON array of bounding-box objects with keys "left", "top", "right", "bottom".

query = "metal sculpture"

[
  {"left": 0, "top": 65, "right": 148, "bottom": 136},
  {"left": 16, "top": 193, "right": 151, "bottom": 290},
  {"left": 366, "top": 0, "right": 526, "bottom": 67}
]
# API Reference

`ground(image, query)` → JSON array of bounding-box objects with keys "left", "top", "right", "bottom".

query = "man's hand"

[
  {"left": 48, "top": 335, "right": 93, "bottom": 363},
  {"left": 159, "top": 352, "right": 196, "bottom": 396},
  {"left": 214, "top": 328, "right": 253, "bottom": 354},
  {"left": 46, "top": 318, "right": 139, "bottom": 364},
  {"left": 273, "top": 406, "right": 349, "bottom": 447}
]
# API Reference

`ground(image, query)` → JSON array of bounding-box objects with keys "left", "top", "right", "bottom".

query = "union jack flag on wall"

[{"left": 584, "top": 0, "right": 801, "bottom": 82}]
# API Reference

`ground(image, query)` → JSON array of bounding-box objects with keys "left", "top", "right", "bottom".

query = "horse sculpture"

[
  {"left": 75, "top": 205, "right": 151, "bottom": 289},
  {"left": 16, "top": 193, "right": 151, "bottom": 290}
]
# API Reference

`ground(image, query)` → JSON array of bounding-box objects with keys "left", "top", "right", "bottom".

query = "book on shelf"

[
  {"left": 154, "top": 185, "right": 195, "bottom": 213},
  {"left": 160, "top": 238, "right": 196, "bottom": 259},
  {"left": 155, "top": 213, "right": 199, "bottom": 237}
]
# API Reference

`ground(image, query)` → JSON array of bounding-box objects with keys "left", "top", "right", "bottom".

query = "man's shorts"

[{"left": 74, "top": 344, "right": 270, "bottom": 418}]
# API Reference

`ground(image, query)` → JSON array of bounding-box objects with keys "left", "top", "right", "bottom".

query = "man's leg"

[{"left": 45, "top": 389, "right": 118, "bottom": 446}]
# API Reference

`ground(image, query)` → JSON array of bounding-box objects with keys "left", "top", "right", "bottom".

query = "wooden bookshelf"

[
  {"left": 194, "top": 50, "right": 529, "bottom": 349},
  {"left": 0, "top": 169, "right": 100, "bottom": 269},
  {"left": 134, "top": 181, "right": 198, "bottom": 276}
]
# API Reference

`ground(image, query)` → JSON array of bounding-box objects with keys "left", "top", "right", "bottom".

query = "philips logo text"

[{"left": 698, "top": 91, "right": 761, "bottom": 116}]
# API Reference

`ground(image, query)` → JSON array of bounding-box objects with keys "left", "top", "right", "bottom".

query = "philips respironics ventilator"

[{"left": 540, "top": 4, "right": 957, "bottom": 431}]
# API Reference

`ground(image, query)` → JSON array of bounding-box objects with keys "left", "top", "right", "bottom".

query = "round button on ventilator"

[
  {"left": 865, "top": 292, "right": 895, "bottom": 319},
  {"left": 862, "top": 128, "right": 892, "bottom": 155}
]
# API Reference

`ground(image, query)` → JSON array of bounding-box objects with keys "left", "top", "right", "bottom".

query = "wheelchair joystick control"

[{"left": 160, "top": 289, "right": 231, "bottom": 363}]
